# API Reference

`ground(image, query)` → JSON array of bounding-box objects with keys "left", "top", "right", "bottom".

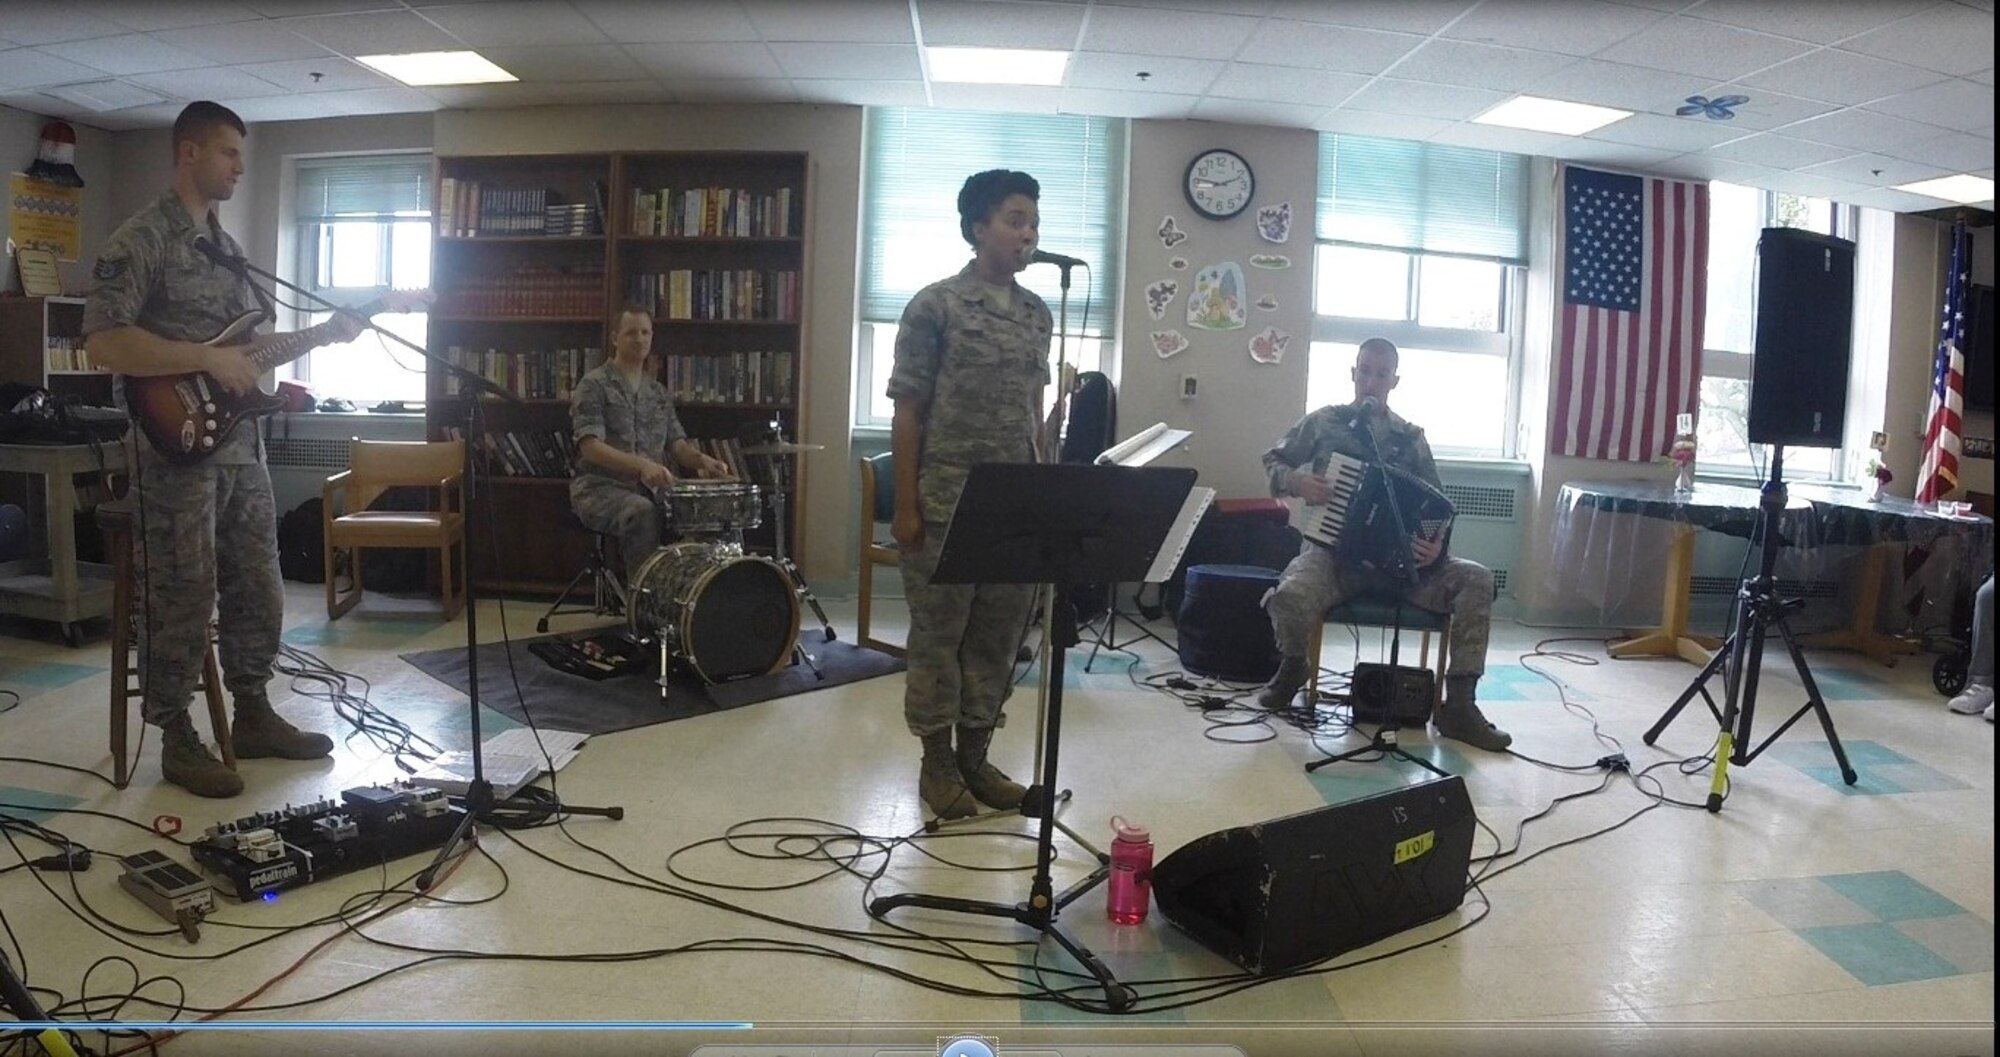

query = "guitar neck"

[{"left": 246, "top": 324, "right": 329, "bottom": 372}]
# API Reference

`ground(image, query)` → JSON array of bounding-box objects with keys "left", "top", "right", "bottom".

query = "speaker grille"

[
  {"left": 1440, "top": 483, "right": 1515, "bottom": 520},
  {"left": 266, "top": 437, "right": 350, "bottom": 471},
  {"left": 1690, "top": 575, "right": 1838, "bottom": 600}
]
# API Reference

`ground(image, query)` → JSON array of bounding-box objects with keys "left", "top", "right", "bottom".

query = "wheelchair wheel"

[{"left": 1933, "top": 652, "right": 1969, "bottom": 697}]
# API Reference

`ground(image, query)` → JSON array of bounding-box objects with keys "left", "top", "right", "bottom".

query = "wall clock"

[{"left": 1185, "top": 148, "right": 1254, "bottom": 220}]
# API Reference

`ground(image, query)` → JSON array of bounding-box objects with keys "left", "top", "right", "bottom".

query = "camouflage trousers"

[
  {"left": 898, "top": 520, "right": 1036, "bottom": 736},
  {"left": 133, "top": 453, "right": 284, "bottom": 725},
  {"left": 1263, "top": 541, "right": 1493, "bottom": 676},
  {"left": 570, "top": 477, "right": 665, "bottom": 576}
]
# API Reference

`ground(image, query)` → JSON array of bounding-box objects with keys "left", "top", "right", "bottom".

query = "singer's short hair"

[
  {"left": 613, "top": 302, "right": 653, "bottom": 330},
  {"left": 957, "top": 169, "right": 1040, "bottom": 245},
  {"left": 171, "top": 102, "right": 246, "bottom": 157},
  {"left": 1358, "top": 337, "right": 1399, "bottom": 368}
]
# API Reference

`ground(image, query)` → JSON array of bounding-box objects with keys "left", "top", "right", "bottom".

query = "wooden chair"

[
  {"left": 856, "top": 451, "right": 904, "bottom": 657},
  {"left": 322, "top": 439, "right": 466, "bottom": 620},
  {"left": 1305, "top": 592, "right": 1451, "bottom": 714}
]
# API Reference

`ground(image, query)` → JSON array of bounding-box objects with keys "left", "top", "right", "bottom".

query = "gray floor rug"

[{"left": 399, "top": 633, "right": 904, "bottom": 735}]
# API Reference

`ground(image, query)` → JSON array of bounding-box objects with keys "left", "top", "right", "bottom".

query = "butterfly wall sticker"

[
  {"left": 1158, "top": 215, "right": 1187, "bottom": 248},
  {"left": 1676, "top": 94, "right": 1748, "bottom": 120}
]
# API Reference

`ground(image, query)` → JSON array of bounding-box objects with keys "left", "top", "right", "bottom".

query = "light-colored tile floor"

[{"left": 0, "top": 584, "right": 1991, "bottom": 1056}]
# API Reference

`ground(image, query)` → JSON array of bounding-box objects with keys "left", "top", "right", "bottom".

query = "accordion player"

[{"left": 1287, "top": 451, "right": 1457, "bottom": 575}]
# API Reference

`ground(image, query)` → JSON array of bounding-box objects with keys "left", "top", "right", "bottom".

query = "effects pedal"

[
  {"left": 118, "top": 850, "right": 214, "bottom": 943},
  {"left": 192, "top": 782, "right": 463, "bottom": 901}
]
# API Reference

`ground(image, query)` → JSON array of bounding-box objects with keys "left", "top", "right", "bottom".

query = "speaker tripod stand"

[{"left": 1644, "top": 445, "right": 1858, "bottom": 811}]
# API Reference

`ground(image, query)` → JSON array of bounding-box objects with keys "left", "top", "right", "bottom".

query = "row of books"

[
  {"left": 689, "top": 436, "right": 794, "bottom": 493},
  {"left": 440, "top": 345, "right": 600, "bottom": 400},
  {"left": 438, "top": 178, "right": 606, "bottom": 238},
  {"left": 45, "top": 336, "right": 94, "bottom": 371},
  {"left": 445, "top": 427, "right": 579, "bottom": 479},
  {"left": 436, "top": 267, "right": 604, "bottom": 318},
  {"left": 627, "top": 269, "right": 800, "bottom": 323},
  {"left": 660, "top": 351, "right": 794, "bottom": 407},
  {"left": 629, "top": 187, "right": 799, "bottom": 239}
]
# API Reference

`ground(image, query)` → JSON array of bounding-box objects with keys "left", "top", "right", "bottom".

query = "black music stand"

[{"left": 868, "top": 461, "right": 1196, "bottom": 1013}]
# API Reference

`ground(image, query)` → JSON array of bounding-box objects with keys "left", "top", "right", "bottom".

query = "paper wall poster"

[
  {"left": 1150, "top": 329, "right": 1190, "bottom": 359},
  {"left": 1256, "top": 201, "right": 1292, "bottom": 244},
  {"left": 1143, "top": 279, "right": 1179, "bottom": 320},
  {"left": 1158, "top": 215, "right": 1187, "bottom": 248},
  {"left": 1186, "top": 262, "right": 1246, "bottom": 332},
  {"left": 8, "top": 173, "right": 82, "bottom": 261},
  {"left": 1248, "top": 326, "right": 1291, "bottom": 364},
  {"left": 1169, "top": 256, "right": 1188, "bottom": 270},
  {"left": 1248, "top": 254, "right": 1290, "bottom": 270},
  {"left": 1254, "top": 294, "right": 1278, "bottom": 311}
]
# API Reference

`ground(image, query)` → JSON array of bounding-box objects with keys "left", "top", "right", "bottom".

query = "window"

[
  {"left": 1697, "top": 182, "right": 1852, "bottom": 479},
  {"left": 855, "top": 108, "right": 1124, "bottom": 428},
  {"left": 291, "top": 155, "right": 432, "bottom": 404},
  {"left": 1306, "top": 135, "right": 1530, "bottom": 457}
]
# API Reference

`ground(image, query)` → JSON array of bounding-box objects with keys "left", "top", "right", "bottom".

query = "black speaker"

[
  {"left": 1175, "top": 564, "right": 1281, "bottom": 683},
  {"left": 1152, "top": 776, "right": 1474, "bottom": 975},
  {"left": 1749, "top": 227, "right": 1855, "bottom": 449},
  {"left": 1350, "top": 662, "right": 1435, "bottom": 726}
]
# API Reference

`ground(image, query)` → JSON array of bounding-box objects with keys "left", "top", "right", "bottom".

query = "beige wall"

[{"left": 1, "top": 104, "right": 115, "bottom": 296}]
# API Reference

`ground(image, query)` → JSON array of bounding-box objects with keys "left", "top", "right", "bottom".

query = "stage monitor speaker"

[
  {"left": 1749, "top": 226, "right": 1855, "bottom": 449},
  {"left": 1152, "top": 776, "right": 1474, "bottom": 975},
  {"left": 1350, "top": 662, "right": 1435, "bottom": 726}
]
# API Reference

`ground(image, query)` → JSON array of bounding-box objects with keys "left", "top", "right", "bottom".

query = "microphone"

[
  {"left": 1349, "top": 395, "right": 1378, "bottom": 423},
  {"left": 1030, "top": 248, "right": 1087, "bottom": 269}
]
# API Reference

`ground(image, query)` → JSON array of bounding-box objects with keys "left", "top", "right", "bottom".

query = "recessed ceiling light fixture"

[
  {"left": 925, "top": 46, "right": 1070, "bottom": 87},
  {"left": 356, "top": 51, "right": 517, "bottom": 87},
  {"left": 1474, "top": 95, "right": 1632, "bottom": 136},
  {"left": 1891, "top": 173, "right": 1995, "bottom": 204}
]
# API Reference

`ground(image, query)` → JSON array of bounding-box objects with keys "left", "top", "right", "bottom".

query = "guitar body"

[{"left": 124, "top": 310, "right": 282, "bottom": 464}]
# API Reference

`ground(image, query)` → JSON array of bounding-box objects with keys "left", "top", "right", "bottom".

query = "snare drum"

[
  {"left": 667, "top": 481, "right": 762, "bottom": 537},
  {"left": 627, "top": 542, "right": 800, "bottom": 684}
]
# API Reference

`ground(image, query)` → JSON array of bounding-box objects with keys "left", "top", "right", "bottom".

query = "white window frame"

[{"left": 287, "top": 153, "right": 432, "bottom": 404}]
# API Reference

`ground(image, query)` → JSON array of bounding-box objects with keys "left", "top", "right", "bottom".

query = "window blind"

[
  {"left": 1317, "top": 134, "right": 1528, "bottom": 264},
  {"left": 296, "top": 155, "right": 431, "bottom": 221},
  {"left": 862, "top": 108, "right": 1123, "bottom": 334}
]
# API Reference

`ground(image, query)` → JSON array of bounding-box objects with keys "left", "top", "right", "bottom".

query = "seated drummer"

[
  {"left": 1255, "top": 337, "right": 1511, "bottom": 751},
  {"left": 569, "top": 302, "right": 731, "bottom": 575}
]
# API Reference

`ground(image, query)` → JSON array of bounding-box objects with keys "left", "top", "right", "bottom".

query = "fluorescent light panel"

[
  {"left": 356, "top": 51, "right": 517, "bottom": 87},
  {"left": 925, "top": 46, "right": 1069, "bottom": 86},
  {"left": 1474, "top": 94, "right": 1631, "bottom": 136},
  {"left": 1891, "top": 173, "right": 1995, "bottom": 204}
]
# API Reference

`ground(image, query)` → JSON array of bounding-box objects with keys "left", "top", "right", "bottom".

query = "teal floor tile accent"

[
  {"left": 1016, "top": 945, "right": 1187, "bottom": 1025},
  {"left": 1477, "top": 664, "right": 1595, "bottom": 703},
  {"left": 1771, "top": 740, "right": 1966, "bottom": 795},
  {"left": 1737, "top": 877, "right": 1877, "bottom": 930},
  {"left": 284, "top": 618, "right": 445, "bottom": 648},
  {"left": 0, "top": 786, "right": 84, "bottom": 824},
  {"left": 1894, "top": 915, "right": 1995, "bottom": 974},
  {"left": 1797, "top": 921, "right": 1963, "bottom": 986},
  {"left": 1819, "top": 871, "right": 1965, "bottom": 923},
  {"left": 0, "top": 658, "right": 105, "bottom": 692},
  {"left": 1797, "top": 665, "right": 1898, "bottom": 701}
]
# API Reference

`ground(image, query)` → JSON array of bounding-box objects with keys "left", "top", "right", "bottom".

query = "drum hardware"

[{"left": 627, "top": 541, "right": 802, "bottom": 687}]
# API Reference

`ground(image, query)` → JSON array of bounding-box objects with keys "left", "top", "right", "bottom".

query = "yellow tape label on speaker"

[{"left": 1393, "top": 830, "right": 1435, "bottom": 865}]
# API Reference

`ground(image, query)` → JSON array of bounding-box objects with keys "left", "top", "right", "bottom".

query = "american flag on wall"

[
  {"left": 1916, "top": 220, "right": 1969, "bottom": 505},
  {"left": 1550, "top": 164, "right": 1710, "bottom": 461}
]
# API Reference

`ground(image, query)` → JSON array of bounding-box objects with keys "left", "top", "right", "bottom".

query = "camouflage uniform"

[
  {"left": 889, "top": 265, "right": 1050, "bottom": 737},
  {"left": 1261, "top": 403, "right": 1493, "bottom": 675},
  {"left": 82, "top": 191, "right": 283, "bottom": 724},
  {"left": 569, "top": 361, "right": 687, "bottom": 575}
]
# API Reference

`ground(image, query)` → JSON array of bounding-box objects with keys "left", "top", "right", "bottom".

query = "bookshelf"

[
  {"left": 427, "top": 151, "right": 810, "bottom": 595},
  {"left": 0, "top": 296, "right": 109, "bottom": 406}
]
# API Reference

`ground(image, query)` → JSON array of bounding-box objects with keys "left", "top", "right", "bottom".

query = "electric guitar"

[{"left": 124, "top": 291, "right": 430, "bottom": 464}]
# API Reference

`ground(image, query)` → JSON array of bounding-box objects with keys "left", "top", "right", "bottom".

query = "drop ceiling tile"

[
  {"left": 1755, "top": 170, "right": 1871, "bottom": 200},
  {"left": 1970, "top": 68, "right": 1994, "bottom": 86},
  {"left": 1780, "top": 107, "right": 1953, "bottom": 152},
  {"left": 1595, "top": 16, "right": 1813, "bottom": 82},
  {"left": 1652, "top": 153, "right": 1782, "bottom": 184},
  {"left": 1190, "top": 96, "right": 1329, "bottom": 127},
  {"left": 1584, "top": 110, "right": 1749, "bottom": 150},
  {"left": 38, "top": 78, "right": 164, "bottom": 111},
  {"left": 571, "top": 0, "right": 760, "bottom": 43},
  {"left": 769, "top": 42, "right": 922, "bottom": 80},
  {"left": 1082, "top": 5, "right": 1263, "bottom": 60},
  {"left": 1681, "top": 84, "right": 1836, "bottom": 130},
  {"left": 1884, "top": 129, "right": 1998, "bottom": 171},
  {"left": 1315, "top": 109, "right": 1454, "bottom": 139},
  {"left": 931, "top": 82, "right": 1063, "bottom": 112},
  {"left": 127, "top": 66, "right": 291, "bottom": 100},
  {"left": 1862, "top": 78, "right": 1995, "bottom": 133},
  {"left": 626, "top": 42, "right": 784, "bottom": 80},
  {"left": 75, "top": 100, "right": 185, "bottom": 130},
  {"left": 1342, "top": 77, "right": 1508, "bottom": 120},
  {"left": 0, "top": 90, "right": 96, "bottom": 121},
  {"left": 1107, "top": 0, "right": 1272, "bottom": 12},
  {"left": 1528, "top": 59, "right": 1709, "bottom": 113},
  {"left": 1798, "top": 151, "right": 1953, "bottom": 186},
  {"left": 279, "top": 11, "right": 464, "bottom": 55},
  {"left": 1698, "top": 132, "right": 1856, "bottom": 169},
  {"left": 476, "top": 44, "right": 645, "bottom": 82},
  {"left": 1427, "top": 122, "right": 1575, "bottom": 156},
  {"left": 1067, "top": 53, "right": 1221, "bottom": 96},
  {"left": 1059, "top": 86, "right": 1201, "bottom": 118},
  {"left": 151, "top": 21, "right": 331, "bottom": 63},
  {"left": 322, "top": 86, "right": 441, "bottom": 116},
  {"left": 1265, "top": 0, "right": 1476, "bottom": 34},
  {"left": 0, "top": 10, "right": 131, "bottom": 45},
  {"left": 242, "top": 1, "right": 407, "bottom": 13},
  {"left": 1841, "top": 2, "right": 1994, "bottom": 77},
  {"left": 1443, "top": 0, "right": 1670, "bottom": 56},
  {"left": 1739, "top": 49, "right": 1948, "bottom": 106},
  {"left": 36, "top": 34, "right": 210, "bottom": 76},
  {"left": 232, "top": 57, "right": 396, "bottom": 93},
  {"left": 219, "top": 93, "right": 359, "bottom": 122},
  {"left": 413, "top": 2, "right": 610, "bottom": 47},
  {"left": 739, "top": 0, "right": 916, "bottom": 44},
  {"left": 1681, "top": 0, "right": 1934, "bottom": 46},
  {"left": 1238, "top": 19, "right": 1427, "bottom": 74},
  {"left": 1844, "top": 185, "right": 1980, "bottom": 212},
  {"left": 666, "top": 78, "right": 799, "bottom": 103},
  {"left": 916, "top": 0, "right": 1083, "bottom": 49},
  {"left": 1558, "top": 140, "right": 1683, "bottom": 172},
  {"left": 0, "top": 49, "right": 107, "bottom": 90},
  {"left": 80, "top": 1, "right": 261, "bottom": 31},
  {"left": 424, "top": 79, "right": 663, "bottom": 107},
  {"left": 793, "top": 79, "right": 929, "bottom": 107},
  {"left": 1392, "top": 39, "right": 1575, "bottom": 90},
  {"left": 1208, "top": 62, "right": 1370, "bottom": 107}
]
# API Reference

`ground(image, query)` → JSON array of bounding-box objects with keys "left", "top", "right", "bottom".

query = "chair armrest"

[
  {"left": 437, "top": 473, "right": 463, "bottom": 513},
  {"left": 322, "top": 469, "right": 352, "bottom": 511}
]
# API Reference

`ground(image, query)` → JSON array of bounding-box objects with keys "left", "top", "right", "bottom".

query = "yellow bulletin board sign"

[{"left": 8, "top": 172, "right": 84, "bottom": 261}]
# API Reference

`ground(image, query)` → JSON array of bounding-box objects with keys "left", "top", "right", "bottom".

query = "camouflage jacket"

[
  {"left": 1263, "top": 403, "right": 1443, "bottom": 499},
  {"left": 569, "top": 361, "right": 687, "bottom": 484}
]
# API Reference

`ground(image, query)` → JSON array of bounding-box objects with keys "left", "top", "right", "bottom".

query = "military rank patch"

[{"left": 93, "top": 257, "right": 126, "bottom": 281}]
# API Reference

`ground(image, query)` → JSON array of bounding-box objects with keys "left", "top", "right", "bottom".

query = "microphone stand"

[
  {"left": 1305, "top": 405, "right": 1447, "bottom": 780},
  {"left": 195, "top": 246, "right": 622, "bottom": 891}
]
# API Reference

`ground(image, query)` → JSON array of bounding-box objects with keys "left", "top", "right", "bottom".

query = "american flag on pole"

[
  {"left": 1550, "top": 164, "right": 1709, "bottom": 461},
  {"left": 1916, "top": 220, "right": 1969, "bottom": 505}
]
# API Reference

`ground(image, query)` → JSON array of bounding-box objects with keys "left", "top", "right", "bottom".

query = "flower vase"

[{"left": 1673, "top": 461, "right": 1694, "bottom": 494}]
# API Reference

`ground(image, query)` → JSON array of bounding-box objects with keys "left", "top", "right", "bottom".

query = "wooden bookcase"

[
  {"left": 427, "top": 152, "right": 810, "bottom": 595},
  {"left": 0, "top": 296, "right": 110, "bottom": 405}
]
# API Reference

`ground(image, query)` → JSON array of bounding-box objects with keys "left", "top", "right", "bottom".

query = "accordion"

[{"left": 1288, "top": 452, "right": 1455, "bottom": 571}]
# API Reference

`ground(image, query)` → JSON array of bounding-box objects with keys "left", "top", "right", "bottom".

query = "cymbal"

[{"left": 740, "top": 441, "right": 826, "bottom": 456}]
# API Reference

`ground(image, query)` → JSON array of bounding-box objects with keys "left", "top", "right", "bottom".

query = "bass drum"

[{"left": 627, "top": 543, "right": 800, "bottom": 684}]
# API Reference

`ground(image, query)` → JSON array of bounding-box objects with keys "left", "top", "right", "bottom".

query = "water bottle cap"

[{"left": 1111, "top": 815, "right": 1149, "bottom": 842}]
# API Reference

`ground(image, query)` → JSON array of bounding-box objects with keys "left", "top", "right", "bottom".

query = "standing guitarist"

[{"left": 84, "top": 102, "right": 361, "bottom": 798}]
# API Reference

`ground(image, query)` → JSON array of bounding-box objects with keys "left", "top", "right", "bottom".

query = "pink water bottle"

[{"left": 1107, "top": 816, "right": 1153, "bottom": 924}]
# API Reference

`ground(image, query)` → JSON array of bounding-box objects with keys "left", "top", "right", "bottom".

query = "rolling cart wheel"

[{"left": 1932, "top": 652, "right": 1968, "bottom": 697}]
